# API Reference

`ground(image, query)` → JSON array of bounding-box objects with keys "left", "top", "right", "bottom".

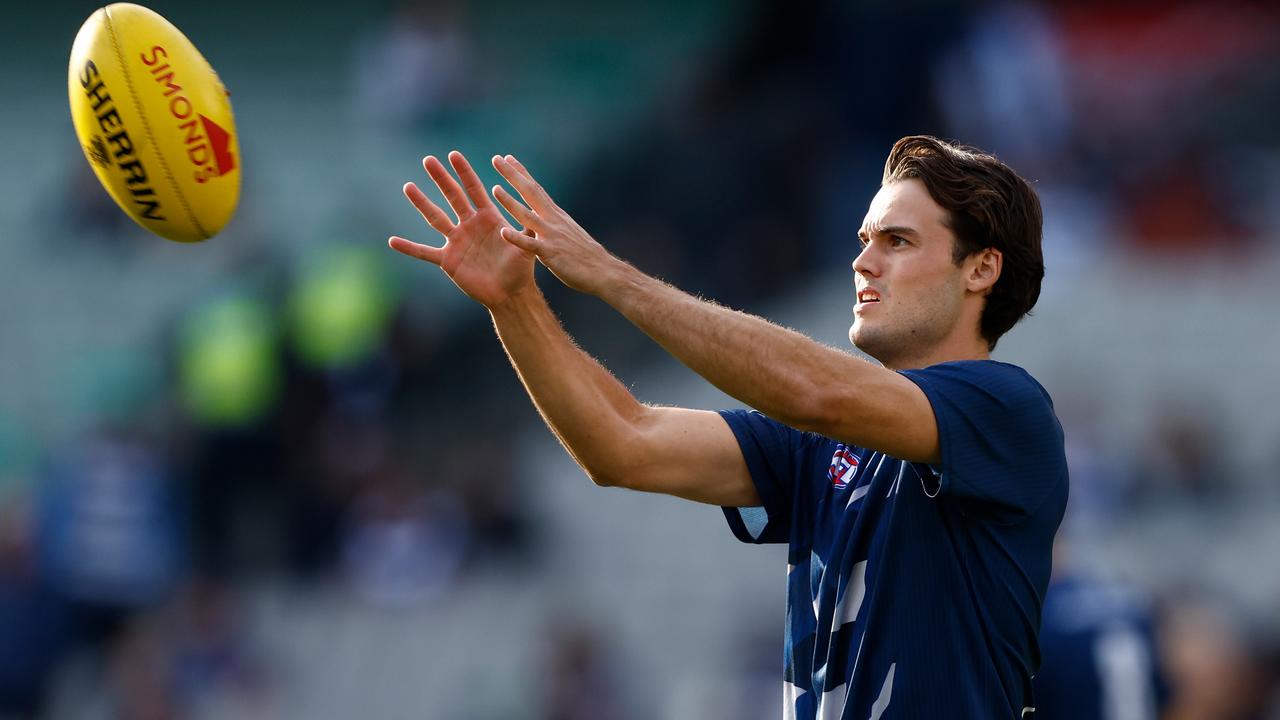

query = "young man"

[{"left": 389, "top": 136, "right": 1068, "bottom": 719}]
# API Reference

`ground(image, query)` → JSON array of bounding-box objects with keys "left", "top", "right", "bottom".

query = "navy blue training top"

[{"left": 720, "top": 360, "right": 1068, "bottom": 719}]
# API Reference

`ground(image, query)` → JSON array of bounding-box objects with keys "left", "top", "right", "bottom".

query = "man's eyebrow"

[{"left": 860, "top": 225, "right": 919, "bottom": 239}]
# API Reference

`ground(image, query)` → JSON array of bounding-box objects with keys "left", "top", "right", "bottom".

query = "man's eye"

[{"left": 891, "top": 235, "right": 909, "bottom": 247}]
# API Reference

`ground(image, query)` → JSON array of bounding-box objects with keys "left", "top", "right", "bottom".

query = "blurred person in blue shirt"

[
  {"left": 37, "top": 428, "right": 184, "bottom": 611},
  {"left": 1033, "top": 540, "right": 1169, "bottom": 720},
  {"left": 390, "top": 135, "right": 1065, "bottom": 718},
  {"left": 0, "top": 497, "right": 77, "bottom": 716}
]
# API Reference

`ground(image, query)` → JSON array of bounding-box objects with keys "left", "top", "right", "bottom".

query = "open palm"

[{"left": 389, "top": 151, "right": 534, "bottom": 309}]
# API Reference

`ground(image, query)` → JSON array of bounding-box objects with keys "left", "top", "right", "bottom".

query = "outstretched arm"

[
  {"left": 489, "top": 286, "right": 759, "bottom": 505},
  {"left": 489, "top": 154, "right": 940, "bottom": 463},
  {"left": 389, "top": 152, "right": 759, "bottom": 506}
]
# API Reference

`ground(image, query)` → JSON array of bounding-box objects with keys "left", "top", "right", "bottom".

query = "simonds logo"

[{"left": 139, "top": 45, "right": 237, "bottom": 183}]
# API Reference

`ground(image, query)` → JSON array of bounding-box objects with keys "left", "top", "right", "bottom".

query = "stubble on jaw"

[
  {"left": 849, "top": 319, "right": 897, "bottom": 367},
  {"left": 848, "top": 280, "right": 966, "bottom": 369}
]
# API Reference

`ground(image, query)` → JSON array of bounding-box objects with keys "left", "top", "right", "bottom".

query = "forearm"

[
  {"left": 600, "top": 259, "right": 876, "bottom": 433},
  {"left": 488, "top": 284, "right": 645, "bottom": 486}
]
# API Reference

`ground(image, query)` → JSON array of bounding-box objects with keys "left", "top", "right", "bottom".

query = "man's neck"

[{"left": 877, "top": 339, "right": 991, "bottom": 371}]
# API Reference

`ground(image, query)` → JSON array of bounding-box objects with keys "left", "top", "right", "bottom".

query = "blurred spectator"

[
  {"left": 0, "top": 496, "right": 78, "bottom": 717},
  {"left": 175, "top": 287, "right": 293, "bottom": 578},
  {"left": 437, "top": 437, "right": 535, "bottom": 566},
  {"left": 934, "top": 1, "right": 1074, "bottom": 178},
  {"left": 1129, "top": 401, "right": 1226, "bottom": 507},
  {"left": 286, "top": 244, "right": 400, "bottom": 382},
  {"left": 348, "top": 0, "right": 474, "bottom": 135},
  {"left": 176, "top": 292, "right": 282, "bottom": 432},
  {"left": 165, "top": 579, "right": 273, "bottom": 718},
  {"left": 106, "top": 619, "right": 183, "bottom": 720},
  {"left": 1034, "top": 541, "right": 1170, "bottom": 720},
  {"left": 182, "top": 419, "right": 292, "bottom": 579},
  {"left": 35, "top": 427, "right": 185, "bottom": 613},
  {"left": 539, "top": 619, "right": 632, "bottom": 720},
  {"left": 1120, "top": 145, "right": 1250, "bottom": 255},
  {"left": 340, "top": 458, "right": 469, "bottom": 608},
  {"left": 1160, "top": 594, "right": 1273, "bottom": 720}
]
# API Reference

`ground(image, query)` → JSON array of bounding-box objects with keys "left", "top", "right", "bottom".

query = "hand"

[
  {"left": 489, "top": 154, "right": 620, "bottom": 297},
  {"left": 389, "top": 151, "right": 536, "bottom": 309}
]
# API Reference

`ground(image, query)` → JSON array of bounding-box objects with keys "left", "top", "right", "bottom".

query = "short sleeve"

[
  {"left": 717, "top": 409, "right": 808, "bottom": 544},
  {"left": 899, "top": 361, "right": 1065, "bottom": 519}
]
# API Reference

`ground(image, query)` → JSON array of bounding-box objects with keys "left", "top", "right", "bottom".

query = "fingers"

[
  {"left": 403, "top": 182, "right": 454, "bottom": 236},
  {"left": 501, "top": 154, "right": 536, "bottom": 184},
  {"left": 492, "top": 154, "right": 556, "bottom": 214},
  {"left": 388, "top": 235, "right": 444, "bottom": 266},
  {"left": 448, "top": 151, "right": 494, "bottom": 211},
  {"left": 499, "top": 226, "right": 540, "bottom": 253},
  {"left": 491, "top": 184, "right": 542, "bottom": 232},
  {"left": 424, "top": 155, "right": 473, "bottom": 221}
]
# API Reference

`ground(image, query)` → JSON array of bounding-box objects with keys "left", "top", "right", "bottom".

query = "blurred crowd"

[{"left": 3, "top": 0, "right": 1280, "bottom": 718}]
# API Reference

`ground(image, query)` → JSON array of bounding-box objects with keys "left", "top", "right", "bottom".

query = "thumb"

[{"left": 500, "top": 226, "right": 540, "bottom": 253}]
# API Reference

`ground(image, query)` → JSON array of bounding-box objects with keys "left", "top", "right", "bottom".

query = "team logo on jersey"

[{"left": 828, "top": 444, "right": 860, "bottom": 489}]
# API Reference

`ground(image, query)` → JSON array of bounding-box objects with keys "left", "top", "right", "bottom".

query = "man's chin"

[
  {"left": 852, "top": 324, "right": 902, "bottom": 366},
  {"left": 849, "top": 324, "right": 881, "bottom": 360}
]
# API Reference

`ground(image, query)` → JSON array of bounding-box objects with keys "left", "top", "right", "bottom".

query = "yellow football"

[{"left": 68, "top": 3, "right": 240, "bottom": 243}]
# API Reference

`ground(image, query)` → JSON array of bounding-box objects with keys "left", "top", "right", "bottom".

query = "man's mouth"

[{"left": 857, "top": 288, "right": 882, "bottom": 304}]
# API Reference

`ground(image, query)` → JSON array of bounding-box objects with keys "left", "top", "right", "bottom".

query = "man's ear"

[{"left": 967, "top": 248, "right": 1002, "bottom": 295}]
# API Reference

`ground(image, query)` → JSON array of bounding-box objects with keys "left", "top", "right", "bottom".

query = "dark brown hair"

[{"left": 883, "top": 135, "right": 1044, "bottom": 349}]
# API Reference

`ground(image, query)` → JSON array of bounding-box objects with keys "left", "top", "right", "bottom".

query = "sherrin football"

[{"left": 69, "top": 3, "right": 239, "bottom": 242}]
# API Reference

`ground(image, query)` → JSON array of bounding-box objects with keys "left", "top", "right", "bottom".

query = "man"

[{"left": 388, "top": 136, "right": 1067, "bottom": 718}]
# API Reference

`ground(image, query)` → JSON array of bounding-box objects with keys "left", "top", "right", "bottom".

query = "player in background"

[
  {"left": 388, "top": 136, "right": 1067, "bottom": 719},
  {"left": 1033, "top": 539, "right": 1170, "bottom": 720}
]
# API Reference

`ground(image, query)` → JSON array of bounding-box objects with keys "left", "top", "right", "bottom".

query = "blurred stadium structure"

[{"left": 2, "top": 0, "right": 1280, "bottom": 718}]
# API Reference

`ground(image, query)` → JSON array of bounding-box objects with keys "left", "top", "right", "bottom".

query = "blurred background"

[{"left": 2, "top": 0, "right": 1280, "bottom": 718}]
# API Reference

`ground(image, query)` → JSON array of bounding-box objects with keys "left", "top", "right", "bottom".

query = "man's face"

[{"left": 849, "top": 179, "right": 971, "bottom": 368}]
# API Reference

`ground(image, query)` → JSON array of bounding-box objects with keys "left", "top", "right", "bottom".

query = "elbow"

[
  {"left": 790, "top": 388, "right": 852, "bottom": 437},
  {"left": 583, "top": 447, "right": 638, "bottom": 489},
  {"left": 581, "top": 408, "right": 663, "bottom": 491},
  {"left": 586, "top": 467, "right": 626, "bottom": 489},
  {"left": 583, "top": 433, "right": 647, "bottom": 490},
  {"left": 767, "top": 367, "right": 845, "bottom": 433}
]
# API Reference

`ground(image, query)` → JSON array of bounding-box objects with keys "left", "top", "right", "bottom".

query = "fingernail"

[{"left": 506, "top": 154, "right": 515, "bottom": 163}]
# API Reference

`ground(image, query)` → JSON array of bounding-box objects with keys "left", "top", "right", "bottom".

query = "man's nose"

[{"left": 853, "top": 245, "right": 879, "bottom": 278}]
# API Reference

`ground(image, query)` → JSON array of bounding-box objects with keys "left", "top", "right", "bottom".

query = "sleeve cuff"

[
  {"left": 716, "top": 409, "right": 788, "bottom": 544},
  {"left": 898, "top": 370, "right": 953, "bottom": 498}
]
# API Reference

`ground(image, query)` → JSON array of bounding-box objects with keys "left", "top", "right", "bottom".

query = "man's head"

[{"left": 849, "top": 136, "right": 1043, "bottom": 368}]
